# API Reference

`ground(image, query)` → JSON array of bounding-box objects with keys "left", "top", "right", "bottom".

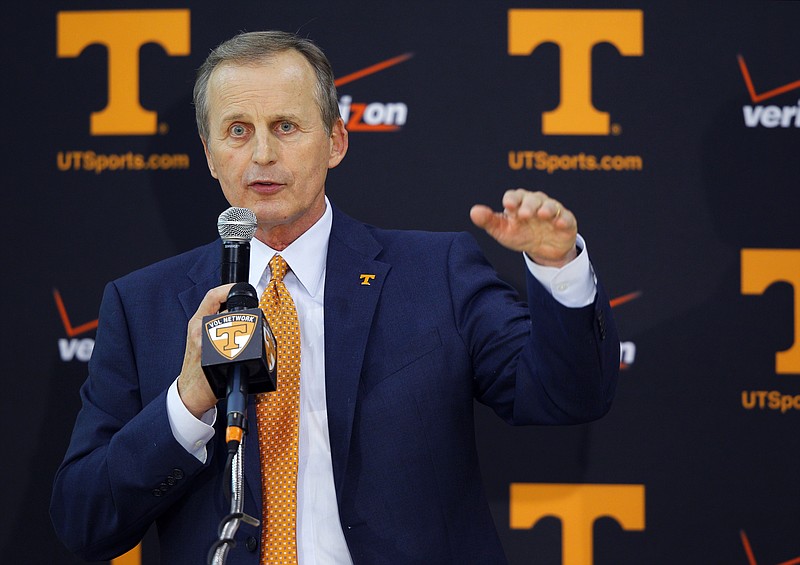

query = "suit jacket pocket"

[{"left": 361, "top": 327, "right": 442, "bottom": 394}]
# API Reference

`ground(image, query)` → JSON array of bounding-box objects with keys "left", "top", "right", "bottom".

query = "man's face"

[{"left": 202, "top": 50, "right": 347, "bottom": 248}]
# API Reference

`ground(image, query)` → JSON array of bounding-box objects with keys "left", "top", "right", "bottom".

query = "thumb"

[
  {"left": 470, "top": 204, "right": 500, "bottom": 230},
  {"left": 194, "top": 283, "right": 237, "bottom": 320}
]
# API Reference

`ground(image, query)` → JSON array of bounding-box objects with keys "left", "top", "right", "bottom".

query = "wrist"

[
  {"left": 527, "top": 245, "right": 579, "bottom": 268},
  {"left": 177, "top": 373, "right": 216, "bottom": 419}
]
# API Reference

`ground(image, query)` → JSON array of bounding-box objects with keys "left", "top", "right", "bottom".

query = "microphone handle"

[
  {"left": 221, "top": 240, "right": 251, "bottom": 284},
  {"left": 226, "top": 364, "right": 248, "bottom": 439}
]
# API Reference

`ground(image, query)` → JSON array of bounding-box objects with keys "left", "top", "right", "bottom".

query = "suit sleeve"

[
  {"left": 50, "top": 281, "right": 208, "bottom": 561},
  {"left": 447, "top": 232, "right": 620, "bottom": 425}
]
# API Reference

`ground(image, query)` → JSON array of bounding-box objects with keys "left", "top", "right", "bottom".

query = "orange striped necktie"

[{"left": 256, "top": 254, "right": 301, "bottom": 564}]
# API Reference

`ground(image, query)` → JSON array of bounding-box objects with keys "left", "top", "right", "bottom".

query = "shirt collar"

[{"left": 248, "top": 197, "right": 332, "bottom": 298}]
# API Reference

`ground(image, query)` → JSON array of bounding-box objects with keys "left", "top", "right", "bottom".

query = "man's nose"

[{"left": 252, "top": 131, "right": 275, "bottom": 165}]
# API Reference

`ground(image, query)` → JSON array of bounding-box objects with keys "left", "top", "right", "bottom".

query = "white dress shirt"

[{"left": 166, "top": 198, "right": 596, "bottom": 563}]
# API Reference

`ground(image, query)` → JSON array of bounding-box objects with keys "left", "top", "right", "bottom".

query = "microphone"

[
  {"left": 218, "top": 207, "right": 258, "bottom": 285},
  {"left": 202, "top": 207, "right": 277, "bottom": 447}
]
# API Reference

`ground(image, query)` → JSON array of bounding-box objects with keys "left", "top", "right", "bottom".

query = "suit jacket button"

[
  {"left": 152, "top": 489, "right": 162, "bottom": 497},
  {"left": 172, "top": 468, "right": 185, "bottom": 480},
  {"left": 245, "top": 536, "right": 258, "bottom": 552}
]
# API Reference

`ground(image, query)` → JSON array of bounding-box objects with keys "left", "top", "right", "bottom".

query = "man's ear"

[
  {"left": 328, "top": 118, "right": 349, "bottom": 169},
  {"left": 201, "top": 136, "right": 218, "bottom": 179}
]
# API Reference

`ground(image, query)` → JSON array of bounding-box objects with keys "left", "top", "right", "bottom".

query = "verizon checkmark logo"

[
  {"left": 738, "top": 55, "right": 800, "bottom": 104},
  {"left": 54, "top": 289, "right": 98, "bottom": 337},
  {"left": 53, "top": 289, "right": 97, "bottom": 362}
]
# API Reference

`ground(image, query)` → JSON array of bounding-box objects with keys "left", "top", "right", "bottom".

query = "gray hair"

[{"left": 193, "top": 31, "right": 340, "bottom": 139}]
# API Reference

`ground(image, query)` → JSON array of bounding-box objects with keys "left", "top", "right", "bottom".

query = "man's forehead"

[
  {"left": 209, "top": 59, "right": 314, "bottom": 109},
  {"left": 210, "top": 50, "right": 314, "bottom": 84}
]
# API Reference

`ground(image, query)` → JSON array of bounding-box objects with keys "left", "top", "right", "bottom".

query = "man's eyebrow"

[
  {"left": 219, "top": 112, "right": 247, "bottom": 123},
  {"left": 219, "top": 112, "right": 303, "bottom": 123}
]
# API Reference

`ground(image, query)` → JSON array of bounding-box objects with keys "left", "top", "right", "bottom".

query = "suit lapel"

[
  {"left": 178, "top": 240, "right": 220, "bottom": 320},
  {"left": 324, "top": 208, "right": 389, "bottom": 500}
]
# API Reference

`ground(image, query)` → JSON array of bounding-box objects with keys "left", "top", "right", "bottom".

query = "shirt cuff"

[
  {"left": 166, "top": 377, "right": 216, "bottom": 463},
  {"left": 523, "top": 234, "right": 597, "bottom": 308}
]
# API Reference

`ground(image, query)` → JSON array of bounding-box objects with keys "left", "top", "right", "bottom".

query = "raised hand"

[{"left": 470, "top": 189, "right": 578, "bottom": 268}]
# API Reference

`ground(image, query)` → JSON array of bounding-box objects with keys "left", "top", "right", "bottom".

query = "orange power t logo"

[
  {"left": 508, "top": 9, "right": 643, "bottom": 135},
  {"left": 741, "top": 249, "right": 800, "bottom": 374},
  {"left": 510, "top": 483, "right": 645, "bottom": 565},
  {"left": 57, "top": 10, "right": 191, "bottom": 136}
]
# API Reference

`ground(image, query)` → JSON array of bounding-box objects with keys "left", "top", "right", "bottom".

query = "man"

[{"left": 51, "top": 31, "right": 619, "bottom": 564}]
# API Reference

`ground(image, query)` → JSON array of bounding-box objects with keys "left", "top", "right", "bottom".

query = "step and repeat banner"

[{"left": 3, "top": 1, "right": 799, "bottom": 563}]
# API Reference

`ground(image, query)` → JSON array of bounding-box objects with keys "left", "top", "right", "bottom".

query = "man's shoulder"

[
  {"left": 365, "top": 223, "right": 482, "bottom": 258},
  {"left": 330, "top": 207, "right": 484, "bottom": 269},
  {"left": 370, "top": 225, "right": 462, "bottom": 249},
  {"left": 334, "top": 207, "right": 469, "bottom": 248},
  {"left": 113, "top": 239, "right": 219, "bottom": 291}
]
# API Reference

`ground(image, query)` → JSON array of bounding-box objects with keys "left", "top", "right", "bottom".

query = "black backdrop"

[{"left": 4, "top": 1, "right": 800, "bottom": 564}]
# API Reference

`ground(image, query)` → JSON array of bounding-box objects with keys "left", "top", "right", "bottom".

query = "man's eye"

[
  {"left": 231, "top": 124, "right": 246, "bottom": 136},
  {"left": 279, "top": 122, "right": 295, "bottom": 133}
]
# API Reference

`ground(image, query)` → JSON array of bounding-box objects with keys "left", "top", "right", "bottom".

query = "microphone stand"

[{"left": 208, "top": 365, "right": 260, "bottom": 565}]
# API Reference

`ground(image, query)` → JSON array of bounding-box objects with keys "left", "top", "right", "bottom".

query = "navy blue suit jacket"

[{"left": 51, "top": 205, "right": 619, "bottom": 564}]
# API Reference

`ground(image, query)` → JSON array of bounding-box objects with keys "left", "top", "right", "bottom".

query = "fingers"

[
  {"left": 192, "top": 283, "right": 237, "bottom": 321},
  {"left": 538, "top": 199, "right": 574, "bottom": 230},
  {"left": 471, "top": 189, "right": 579, "bottom": 266},
  {"left": 184, "top": 283, "right": 237, "bottom": 365},
  {"left": 186, "top": 284, "right": 236, "bottom": 348},
  {"left": 472, "top": 190, "right": 575, "bottom": 232},
  {"left": 498, "top": 189, "right": 574, "bottom": 228}
]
